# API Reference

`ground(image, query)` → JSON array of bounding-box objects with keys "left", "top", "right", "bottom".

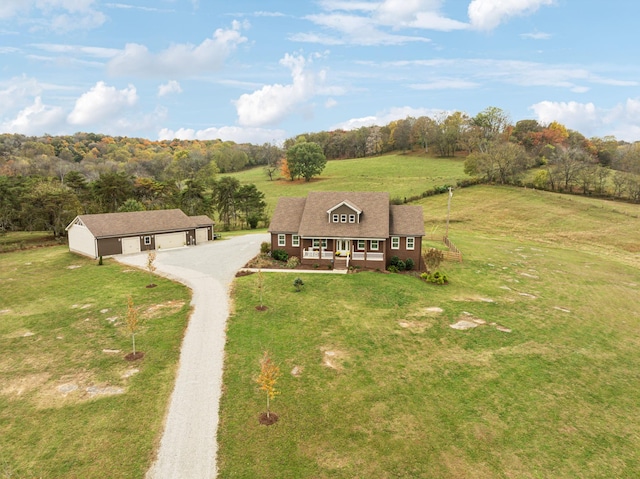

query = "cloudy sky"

[{"left": 1, "top": 0, "right": 639, "bottom": 144}]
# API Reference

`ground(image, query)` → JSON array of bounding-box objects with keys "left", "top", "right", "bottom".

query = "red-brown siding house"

[{"left": 268, "top": 192, "right": 424, "bottom": 270}]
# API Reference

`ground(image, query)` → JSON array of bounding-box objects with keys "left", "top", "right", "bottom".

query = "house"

[
  {"left": 268, "top": 191, "right": 425, "bottom": 270},
  {"left": 66, "top": 209, "right": 215, "bottom": 259}
]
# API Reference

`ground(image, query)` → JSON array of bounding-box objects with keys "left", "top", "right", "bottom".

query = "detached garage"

[{"left": 66, "top": 209, "right": 215, "bottom": 259}]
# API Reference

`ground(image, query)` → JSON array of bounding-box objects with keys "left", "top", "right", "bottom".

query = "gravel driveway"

[{"left": 116, "top": 233, "right": 268, "bottom": 479}]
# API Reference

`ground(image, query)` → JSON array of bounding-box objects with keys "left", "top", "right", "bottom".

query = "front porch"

[{"left": 300, "top": 238, "right": 386, "bottom": 270}]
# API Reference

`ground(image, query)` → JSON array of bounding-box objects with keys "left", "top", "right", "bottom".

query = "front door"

[{"left": 336, "top": 239, "right": 350, "bottom": 254}]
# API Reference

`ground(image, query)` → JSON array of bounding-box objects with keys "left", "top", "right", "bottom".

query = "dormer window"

[
  {"left": 332, "top": 214, "right": 339, "bottom": 223},
  {"left": 349, "top": 214, "right": 355, "bottom": 223},
  {"left": 341, "top": 214, "right": 347, "bottom": 223}
]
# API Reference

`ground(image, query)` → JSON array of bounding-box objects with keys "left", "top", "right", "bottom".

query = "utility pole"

[{"left": 445, "top": 187, "right": 453, "bottom": 238}]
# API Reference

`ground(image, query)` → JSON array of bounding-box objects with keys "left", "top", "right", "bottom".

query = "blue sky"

[{"left": 1, "top": 0, "right": 639, "bottom": 144}]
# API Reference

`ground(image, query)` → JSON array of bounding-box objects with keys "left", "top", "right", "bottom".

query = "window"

[
  {"left": 370, "top": 240, "right": 379, "bottom": 251},
  {"left": 292, "top": 235, "right": 300, "bottom": 247},
  {"left": 357, "top": 240, "right": 365, "bottom": 250},
  {"left": 332, "top": 214, "right": 339, "bottom": 223},
  {"left": 313, "top": 238, "right": 320, "bottom": 248},
  {"left": 349, "top": 214, "right": 356, "bottom": 223},
  {"left": 144, "top": 236, "right": 151, "bottom": 246},
  {"left": 278, "top": 234, "right": 286, "bottom": 247},
  {"left": 321, "top": 239, "right": 328, "bottom": 249},
  {"left": 406, "top": 237, "right": 415, "bottom": 250},
  {"left": 341, "top": 214, "right": 347, "bottom": 223},
  {"left": 391, "top": 236, "right": 400, "bottom": 249}
]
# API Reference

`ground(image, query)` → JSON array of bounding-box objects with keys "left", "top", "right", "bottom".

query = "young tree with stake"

[{"left": 256, "top": 351, "right": 280, "bottom": 420}]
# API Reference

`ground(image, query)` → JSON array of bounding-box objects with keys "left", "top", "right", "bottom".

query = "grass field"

[
  {"left": 0, "top": 247, "right": 190, "bottom": 478},
  {"left": 217, "top": 185, "right": 640, "bottom": 478},
  {"left": 227, "top": 153, "right": 467, "bottom": 211}
]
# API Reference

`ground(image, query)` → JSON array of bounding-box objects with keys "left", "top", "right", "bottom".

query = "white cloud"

[
  {"left": 325, "top": 98, "right": 338, "bottom": 108},
  {"left": 409, "top": 79, "right": 478, "bottom": 90},
  {"left": 158, "top": 126, "right": 287, "bottom": 144},
  {"left": 297, "top": 0, "right": 464, "bottom": 46},
  {"left": 520, "top": 31, "right": 552, "bottom": 40},
  {"left": 67, "top": 81, "right": 137, "bottom": 125},
  {"left": 235, "top": 52, "right": 339, "bottom": 127},
  {"left": 107, "top": 21, "right": 247, "bottom": 77},
  {"left": 158, "top": 80, "right": 182, "bottom": 97},
  {"left": 0, "top": 76, "right": 43, "bottom": 115},
  {"left": 30, "top": 43, "right": 120, "bottom": 58},
  {"left": 331, "top": 106, "right": 447, "bottom": 130},
  {"left": 0, "top": 0, "right": 106, "bottom": 31},
  {"left": 1, "top": 97, "right": 65, "bottom": 135},
  {"left": 530, "top": 98, "right": 640, "bottom": 141},
  {"left": 468, "top": 0, "right": 554, "bottom": 31}
]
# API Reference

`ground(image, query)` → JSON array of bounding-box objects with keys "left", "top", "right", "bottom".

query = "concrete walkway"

[{"left": 116, "top": 234, "right": 267, "bottom": 479}]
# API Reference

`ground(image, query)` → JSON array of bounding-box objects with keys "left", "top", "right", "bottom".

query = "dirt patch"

[
  {"left": 321, "top": 348, "right": 348, "bottom": 370},
  {"left": 142, "top": 300, "right": 186, "bottom": 320},
  {"left": 291, "top": 365, "right": 303, "bottom": 377},
  {"left": 0, "top": 372, "right": 50, "bottom": 397},
  {"left": 450, "top": 313, "right": 511, "bottom": 333},
  {"left": 66, "top": 265, "right": 82, "bottom": 270},
  {"left": 255, "top": 305, "right": 268, "bottom": 311},
  {"left": 146, "top": 283, "right": 157, "bottom": 289},
  {"left": 258, "top": 412, "right": 279, "bottom": 425},
  {"left": 125, "top": 352, "right": 145, "bottom": 361},
  {"left": 398, "top": 320, "right": 433, "bottom": 333}
]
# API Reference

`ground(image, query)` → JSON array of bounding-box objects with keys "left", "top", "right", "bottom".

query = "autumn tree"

[
  {"left": 286, "top": 140, "right": 327, "bottom": 182},
  {"left": 146, "top": 251, "right": 157, "bottom": 287},
  {"left": 125, "top": 296, "right": 142, "bottom": 358},
  {"left": 256, "top": 351, "right": 280, "bottom": 421}
]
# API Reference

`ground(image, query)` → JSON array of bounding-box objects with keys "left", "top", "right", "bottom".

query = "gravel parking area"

[{"left": 116, "top": 234, "right": 267, "bottom": 479}]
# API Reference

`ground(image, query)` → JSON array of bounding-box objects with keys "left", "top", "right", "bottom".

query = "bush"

[
  {"left": 421, "top": 271, "right": 449, "bottom": 285},
  {"left": 387, "top": 265, "right": 398, "bottom": 273},
  {"left": 293, "top": 277, "right": 304, "bottom": 292},
  {"left": 271, "top": 249, "right": 288, "bottom": 262},
  {"left": 286, "top": 256, "right": 300, "bottom": 269},
  {"left": 423, "top": 248, "right": 444, "bottom": 272},
  {"left": 260, "top": 242, "right": 270, "bottom": 254},
  {"left": 389, "top": 256, "right": 406, "bottom": 272},
  {"left": 405, "top": 258, "right": 414, "bottom": 271}
]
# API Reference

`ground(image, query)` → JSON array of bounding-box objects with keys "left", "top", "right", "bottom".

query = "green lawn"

[
  {"left": 218, "top": 186, "right": 640, "bottom": 478},
  {"left": 0, "top": 247, "right": 191, "bottom": 478},
  {"left": 228, "top": 153, "right": 467, "bottom": 210}
]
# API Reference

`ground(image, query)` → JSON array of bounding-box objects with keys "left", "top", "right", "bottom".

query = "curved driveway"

[{"left": 116, "top": 233, "right": 268, "bottom": 479}]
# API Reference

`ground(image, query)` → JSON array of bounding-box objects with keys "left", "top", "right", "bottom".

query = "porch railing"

[
  {"left": 351, "top": 252, "right": 384, "bottom": 261},
  {"left": 303, "top": 250, "right": 334, "bottom": 260}
]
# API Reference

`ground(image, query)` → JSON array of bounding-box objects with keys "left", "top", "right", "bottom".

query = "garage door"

[
  {"left": 122, "top": 237, "right": 141, "bottom": 255},
  {"left": 196, "top": 228, "right": 209, "bottom": 244},
  {"left": 156, "top": 232, "right": 186, "bottom": 250}
]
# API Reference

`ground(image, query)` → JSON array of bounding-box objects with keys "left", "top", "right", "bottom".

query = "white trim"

[
  {"left": 340, "top": 214, "right": 347, "bottom": 223},
  {"left": 332, "top": 214, "right": 339, "bottom": 223},
  {"left": 406, "top": 237, "right": 415, "bottom": 250},
  {"left": 278, "top": 234, "right": 286, "bottom": 247},
  {"left": 391, "top": 236, "right": 400, "bottom": 249},
  {"left": 357, "top": 240, "right": 365, "bottom": 250},
  {"left": 370, "top": 240, "right": 379, "bottom": 251},
  {"left": 292, "top": 235, "right": 300, "bottom": 247},
  {"left": 349, "top": 214, "right": 355, "bottom": 223}
]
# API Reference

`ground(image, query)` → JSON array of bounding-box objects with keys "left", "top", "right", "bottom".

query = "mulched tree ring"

[
  {"left": 258, "top": 412, "right": 279, "bottom": 425},
  {"left": 146, "top": 284, "right": 157, "bottom": 288},
  {"left": 125, "top": 352, "right": 145, "bottom": 361},
  {"left": 255, "top": 305, "right": 268, "bottom": 311}
]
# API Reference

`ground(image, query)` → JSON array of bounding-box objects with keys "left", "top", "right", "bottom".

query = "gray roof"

[
  {"left": 190, "top": 215, "right": 215, "bottom": 227},
  {"left": 269, "top": 191, "right": 424, "bottom": 239},
  {"left": 69, "top": 209, "right": 201, "bottom": 238},
  {"left": 390, "top": 205, "right": 425, "bottom": 236},
  {"left": 268, "top": 197, "right": 307, "bottom": 233}
]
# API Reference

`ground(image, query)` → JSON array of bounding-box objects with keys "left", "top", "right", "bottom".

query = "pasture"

[
  {"left": 228, "top": 153, "right": 467, "bottom": 210},
  {"left": 0, "top": 248, "right": 190, "bottom": 478},
  {"left": 217, "top": 185, "right": 640, "bottom": 478}
]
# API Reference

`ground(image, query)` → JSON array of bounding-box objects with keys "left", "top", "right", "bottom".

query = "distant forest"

[{"left": 1, "top": 107, "right": 639, "bottom": 236}]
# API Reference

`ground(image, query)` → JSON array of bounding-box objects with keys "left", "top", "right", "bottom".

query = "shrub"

[
  {"left": 421, "top": 271, "right": 449, "bottom": 285},
  {"left": 271, "top": 249, "right": 288, "bottom": 262},
  {"left": 260, "top": 242, "right": 270, "bottom": 254},
  {"left": 405, "top": 258, "right": 414, "bottom": 271},
  {"left": 423, "top": 248, "right": 444, "bottom": 272},
  {"left": 389, "top": 256, "right": 406, "bottom": 271},
  {"left": 286, "top": 256, "right": 300, "bottom": 269},
  {"left": 387, "top": 265, "right": 398, "bottom": 273},
  {"left": 293, "top": 277, "right": 304, "bottom": 292}
]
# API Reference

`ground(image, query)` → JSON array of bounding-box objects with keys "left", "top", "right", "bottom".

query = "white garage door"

[
  {"left": 196, "top": 228, "right": 209, "bottom": 244},
  {"left": 156, "top": 232, "right": 186, "bottom": 250},
  {"left": 122, "top": 237, "right": 141, "bottom": 255}
]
